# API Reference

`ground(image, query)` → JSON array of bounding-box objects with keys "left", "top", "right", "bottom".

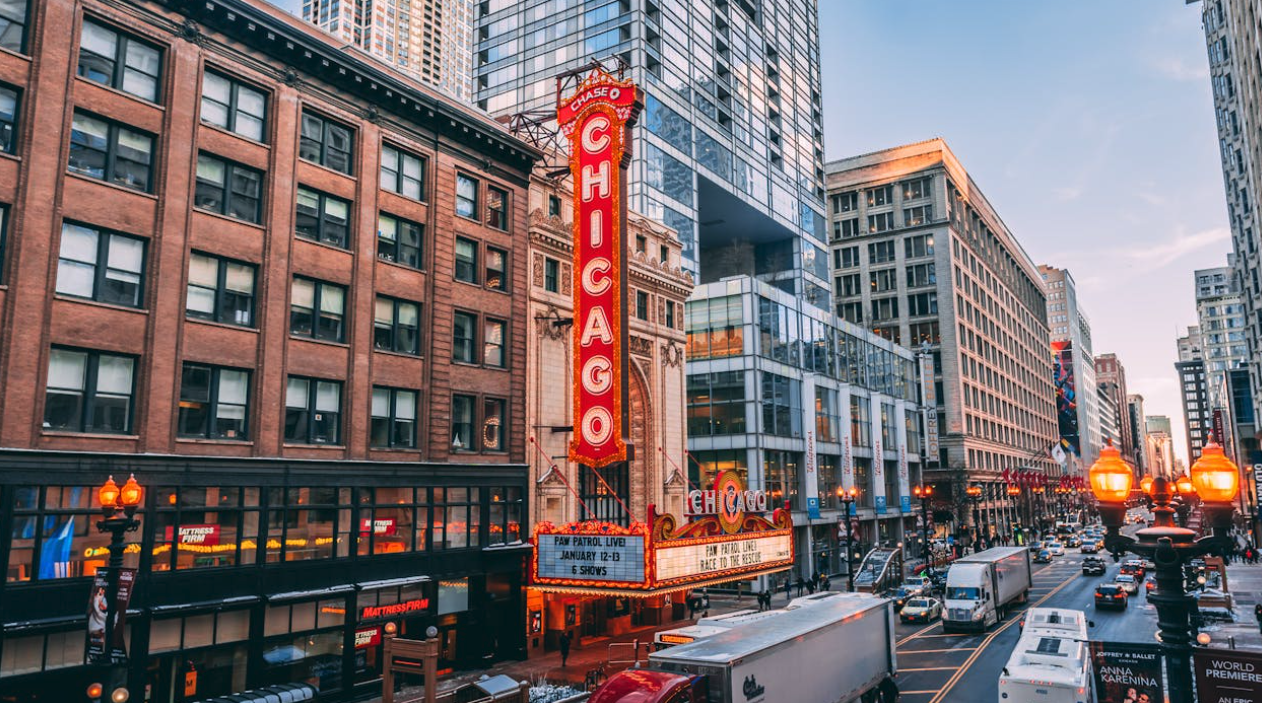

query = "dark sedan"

[
  {"left": 1082, "top": 557, "right": 1107, "bottom": 576},
  {"left": 1033, "top": 549, "right": 1052, "bottom": 564},
  {"left": 1095, "top": 584, "right": 1128, "bottom": 609}
]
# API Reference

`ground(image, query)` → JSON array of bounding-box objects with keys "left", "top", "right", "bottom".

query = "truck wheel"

[{"left": 860, "top": 689, "right": 878, "bottom": 703}]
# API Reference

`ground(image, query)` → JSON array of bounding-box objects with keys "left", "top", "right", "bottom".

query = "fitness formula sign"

[{"left": 559, "top": 68, "right": 642, "bottom": 469}]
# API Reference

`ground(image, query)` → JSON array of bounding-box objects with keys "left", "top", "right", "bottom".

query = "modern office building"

[
  {"left": 1098, "top": 383, "right": 1120, "bottom": 449},
  {"left": 300, "top": 0, "right": 475, "bottom": 101},
  {"left": 1176, "top": 357, "right": 1213, "bottom": 462},
  {"left": 1192, "top": 0, "right": 1262, "bottom": 433},
  {"left": 685, "top": 276, "right": 943, "bottom": 585},
  {"left": 1178, "top": 325, "right": 1205, "bottom": 361},
  {"left": 1195, "top": 260, "right": 1249, "bottom": 460},
  {"left": 1127, "top": 394, "right": 1148, "bottom": 475},
  {"left": 0, "top": 0, "right": 542, "bottom": 699},
  {"left": 1146, "top": 429, "right": 1176, "bottom": 478},
  {"left": 1039, "top": 265, "right": 1101, "bottom": 467},
  {"left": 1095, "top": 353, "right": 1134, "bottom": 468},
  {"left": 473, "top": 0, "right": 831, "bottom": 307},
  {"left": 825, "top": 139, "right": 1060, "bottom": 537}
]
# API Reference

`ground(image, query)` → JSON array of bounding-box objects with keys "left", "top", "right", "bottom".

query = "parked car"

[
  {"left": 1082, "top": 557, "right": 1107, "bottom": 576},
  {"left": 899, "top": 597, "right": 942, "bottom": 623},
  {"left": 1115, "top": 574, "right": 1139, "bottom": 594},
  {"left": 1047, "top": 542, "right": 1065, "bottom": 556},
  {"left": 1095, "top": 584, "right": 1129, "bottom": 609},
  {"left": 1034, "top": 549, "right": 1053, "bottom": 564}
]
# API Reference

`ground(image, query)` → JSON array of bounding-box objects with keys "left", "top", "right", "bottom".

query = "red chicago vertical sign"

[{"left": 559, "top": 69, "right": 642, "bottom": 469}]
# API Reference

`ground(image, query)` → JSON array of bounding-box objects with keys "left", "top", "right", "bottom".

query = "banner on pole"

[{"left": 1088, "top": 641, "right": 1163, "bottom": 703}]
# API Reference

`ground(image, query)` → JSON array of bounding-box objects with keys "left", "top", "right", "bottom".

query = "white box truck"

[
  {"left": 590, "top": 592, "right": 899, "bottom": 703},
  {"left": 942, "top": 546, "right": 1032, "bottom": 633}
]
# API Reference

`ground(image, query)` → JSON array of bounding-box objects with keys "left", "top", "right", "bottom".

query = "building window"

[
  {"left": 55, "top": 222, "right": 145, "bottom": 308},
  {"left": 687, "top": 371, "right": 747, "bottom": 436},
  {"left": 544, "top": 257, "right": 559, "bottom": 292},
  {"left": 295, "top": 186, "right": 350, "bottom": 248},
  {"left": 487, "top": 487, "right": 523, "bottom": 545},
  {"left": 0, "top": 0, "right": 26, "bottom": 53},
  {"left": 869, "top": 268, "right": 896, "bottom": 293},
  {"left": 298, "top": 111, "right": 353, "bottom": 174},
  {"left": 290, "top": 277, "right": 346, "bottom": 343},
  {"left": 832, "top": 191, "right": 857, "bottom": 214},
  {"left": 666, "top": 300, "right": 676, "bottom": 328},
  {"left": 454, "top": 237, "right": 478, "bottom": 283},
  {"left": 486, "top": 186, "right": 508, "bottom": 230},
  {"left": 908, "top": 292, "right": 938, "bottom": 316},
  {"left": 44, "top": 347, "right": 135, "bottom": 434},
  {"left": 483, "top": 398, "right": 506, "bottom": 451},
  {"left": 836, "top": 246, "right": 859, "bottom": 269},
  {"left": 867, "top": 185, "right": 893, "bottom": 207},
  {"left": 200, "top": 71, "right": 267, "bottom": 142},
  {"left": 178, "top": 363, "right": 249, "bottom": 440},
  {"left": 265, "top": 487, "right": 352, "bottom": 561},
  {"left": 548, "top": 195, "right": 561, "bottom": 217},
  {"left": 377, "top": 213, "right": 423, "bottom": 269},
  {"left": 0, "top": 203, "right": 7, "bottom": 284},
  {"left": 69, "top": 112, "right": 154, "bottom": 192},
  {"left": 484, "top": 319, "right": 506, "bottom": 368},
  {"left": 194, "top": 153, "right": 263, "bottom": 224},
  {"left": 636, "top": 291, "right": 649, "bottom": 320},
  {"left": 373, "top": 296, "right": 421, "bottom": 355},
  {"left": 868, "top": 241, "right": 895, "bottom": 264},
  {"left": 77, "top": 19, "right": 161, "bottom": 102},
  {"left": 485, "top": 246, "right": 507, "bottom": 291},
  {"left": 186, "top": 253, "right": 254, "bottom": 327},
  {"left": 905, "top": 234, "right": 935, "bottom": 259},
  {"left": 834, "top": 218, "right": 859, "bottom": 240},
  {"left": 456, "top": 174, "right": 478, "bottom": 219},
  {"left": 284, "top": 377, "right": 341, "bottom": 445},
  {"left": 451, "top": 394, "right": 475, "bottom": 451},
  {"left": 902, "top": 176, "right": 931, "bottom": 200},
  {"left": 370, "top": 387, "right": 417, "bottom": 449},
  {"left": 837, "top": 273, "right": 861, "bottom": 297},
  {"left": 0, "top": 84, "right": 16, "bottom": 154},
  {"left": 906, "top": 263, "right": 936, "bottom": 288},
  {"left": 904, "top": 204, "right": 933, "bottom": 226},
  {"left": 380, "top": 144, "right": 425, "bottom": 200},
  {"left": 867, "top": 212, "right": 894, "bottom": 233},
  {"left": 871, "top": 296, "right": 899, "bottom": 321},
  {"left": 453, "top": 311, "right": 477, "bottom": 363}
]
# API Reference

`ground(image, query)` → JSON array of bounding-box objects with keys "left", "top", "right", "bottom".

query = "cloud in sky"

[
  {"left": 1111, "top": 227, "right": 1231, "bottom": 272},
  {"left": 1150, "top": 56, "right": 1211, "bottom": 82}
]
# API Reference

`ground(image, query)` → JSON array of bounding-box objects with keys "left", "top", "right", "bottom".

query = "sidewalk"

[
  {"left": 367, "top": 593, "right": 760, "bottom": 703},
  {"left": 1208, "top": 559, "right": 1262, "bottom": 650}
]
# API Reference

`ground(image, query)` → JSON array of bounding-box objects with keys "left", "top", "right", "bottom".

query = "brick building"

[
  {"left": 523, "top": 162, "right": 694, "bottom": 651},
  {"left": 0, "top": 0, "right": 541, "bottom": 700}
]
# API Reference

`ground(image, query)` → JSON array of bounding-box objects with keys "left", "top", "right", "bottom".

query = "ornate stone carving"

[
  {"left": 629, "top": 335, "right": 653, "bottom": 357},
  {"left": 536, "top": 306, "right": 569, "bottom": 341},
  {"left": 532, "top": 253, "right": 544, "bottom": 288},
  {"left": 661, "top": 341, "right": 683, "bottom": 368},
  {"left": 365, "top": 105, "right": 381, "bottom": 123},
  {"left": 177, "top": 18, "right": 202, "bottom": 44},
  {"left": 561, "top": 263, "right": 572, "bottom": 296},
  {"left": 282, "top": 66, "right": 302, "bottom": 88}
]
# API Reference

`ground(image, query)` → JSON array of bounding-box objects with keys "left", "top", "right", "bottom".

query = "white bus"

[{"left": 998, "top": 632, "right": 1094, "bottom": 703}]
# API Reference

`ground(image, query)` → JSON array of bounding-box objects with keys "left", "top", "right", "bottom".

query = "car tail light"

[{"left": 1115, "top": 593, "right": 1124, "bottom": 599}]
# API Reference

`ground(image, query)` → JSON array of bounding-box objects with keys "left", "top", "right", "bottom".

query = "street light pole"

[
  {"left": 838, "top": 487, "right": 860, "bottom": 592},
  {"left": 1091, "top": 441, "right": 1239, "bottom": 703},
  {"left": 93, "top": 474, "right": 143, "bottom": 702},
  {"left": 966, "top": 484, "right": 982, "bottom": 552},
  {"left": 913, "top": 485, "right": 933, "bottom": 574}
]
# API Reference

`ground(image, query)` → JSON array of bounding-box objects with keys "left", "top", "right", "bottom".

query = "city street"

[{"left": 894, "top": 547, "right": 1159, "bottom": 702}]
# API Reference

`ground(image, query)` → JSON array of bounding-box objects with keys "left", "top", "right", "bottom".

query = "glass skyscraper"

[{"left": 475, "top": 0, "right": 829, "bottom": 308}]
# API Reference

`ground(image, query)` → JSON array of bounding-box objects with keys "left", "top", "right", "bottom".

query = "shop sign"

[
  {"left": 361, "top": 598, "right": 429, "bottom": 620},
  {"left": 85, "top": 567, "right": 135, "bottom": 664},
  {"left": 1194, "top": 647, "right": 1262, "bottom": 703},
  {"left": 1088, "top": 641, "right": 1163, "bottom": 703},
  {"left": 559, "top": 67, "right": 642, "bottom": 470},
  {"left": 685, "top": 468, "right": 769, "bottom": 533},
  {"left": 655, "top": 533, "right": 792, "bottom": 584},
  {"left": 359, "top": 518, "right": 397, "bottom": 535},
  {"left": 536, "top": 532, "right": 647, "bottom": 583},
  {"left": 920, "top": 353, "right": 939, "bottom": 457},
  {"left": 164, "top": 524, "right": 221, "bottom": 545},
  {"left": 355, "top": 627, "right": 383, "bottom": 649}
]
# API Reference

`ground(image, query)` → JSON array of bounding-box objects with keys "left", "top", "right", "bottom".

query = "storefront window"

[
  {"left": 152, "top": 486, "right": 261, "bottom": 571},
  {"left": 358, "top": 487, "right": 415, "bottom": 556},
  {"left": 818, "top": 455, "right": 839, "bottom": 509},
  {"left": 688, "top": 449, "right": 748, "bottom": 489},
  {"left": 266, "top": 487, "right": 352, "bottom": 562},
  {"left": 6, "top": 485, "right": 138, "bottom": 582},
  {"left": 260, "top": 630, "right": 344, "bottom": 692},
  {"left": 488, "top": 487, "right": 522, "bottom": 545},
  {"left": 764, "top": 451, "right": 800, "bottom": 510},
  {"left": 0, "top": 630, "right": 85, "bottom": 676},
  {"left": 851, "top": 396, "right": 871, "bottom": 447},
  {"left": 438, "top": 578, "right": 469, "bottom": 616}
]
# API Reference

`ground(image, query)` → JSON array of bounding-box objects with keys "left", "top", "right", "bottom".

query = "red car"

[{"left": 1145, "top": 577, "right": 1156, "bottom": 594}]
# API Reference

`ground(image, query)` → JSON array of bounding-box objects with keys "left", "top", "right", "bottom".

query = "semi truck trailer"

[{"left": 942, "top": 546, "right": 1032, "bottom": 633}]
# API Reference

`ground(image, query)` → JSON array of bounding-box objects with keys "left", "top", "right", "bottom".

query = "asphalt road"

[{"left": 892, "top": 539, "right": 1158, "bottom": 703}]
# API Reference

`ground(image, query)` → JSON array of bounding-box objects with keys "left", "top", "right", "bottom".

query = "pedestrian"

[
  {"left": 701, "top": 591, "right": 710, "bottom": 618},
  {"left": 878, "top": 676, "right": 900, "bottom": 703},
  {"left": 806, "top": 579, "right": 816, "bottom": 595},
  {"left": 559, "top": 630, "right": 572, "bottom": 667},
  {"left": 1254, "top": 603, "right": 1262, "bottom": 636},
  {"left": 784, "top": 578, "right": 792, "bottom": 603},
  {"left": 823, "top": 576, "right": 831, "bottom": 592},
  {"left": 687, "top": 592, "right": 698, "bottom": 619},
  {"left": 796, "top": 576, "right": 806, "bottom": 597}
]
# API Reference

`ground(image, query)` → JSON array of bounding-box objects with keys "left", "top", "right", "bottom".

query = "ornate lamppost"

[
  {"left": 1007, "top": 484, "right": 1022, "bottom": 543},
  {"left": 838, "top": 486, "right": 860, "bottom": 591},
  {"left": 913, "top": 485, "right": 933, "bottom": 573},
  {"left": 92, "top": 474, "right": 143, "bottom": 703},
  {"left": 1090, "top": 441, "right": 1239, "bottom": 703},
  {"left": 966, "top": 484, "right": 983, "bottom": 551}
]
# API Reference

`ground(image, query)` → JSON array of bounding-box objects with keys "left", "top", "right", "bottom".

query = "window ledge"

[
  {"left": 41, "top": 430, "right": 139, "bottom": 440},
  {"left": 73, "top": 75, "right": 167, "bottom": 111},
  {"left": 198, "top": 120, "right": 272, "bottom": 150},
  {"left": 281, "top": 443, "right": 346, "bottom": 449},
  {"left": 192, "top": 206, "right": 266, "bottom": 231},
  {"left": 373, "top": 348, "right": 424, "bottom": 360},
  {"left": 185, "top": 317, "right": 259, "bottom": 334},
  {"left": 53, "top": 294, "right": 149, "bottom": 315},
  {"left": 289, "top": 335, "right": 351, "bottom": 349},
  {"left": 0, "top": 45, "right": 32, "bottom": 63},
  {"left": 0, "top": 151, "right": 20, "bottom": 164},
  {"left": 175, "top": 437, "right": 254, "bottom": 446},
  {"left": 64, "top": 172, "right": 159, "bottom": 200}
]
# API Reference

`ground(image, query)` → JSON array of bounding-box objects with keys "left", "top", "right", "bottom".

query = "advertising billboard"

[
  {"left": 1052, "top": 340, "right": 1081, "bottom": 456},
  {"left": 1089, "top": 641, "right": 1163, "bottom": 703}
]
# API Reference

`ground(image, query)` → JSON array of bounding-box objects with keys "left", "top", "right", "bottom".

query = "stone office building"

[{"left": 0, "top": 0, "right": 540, "bottom": 700}]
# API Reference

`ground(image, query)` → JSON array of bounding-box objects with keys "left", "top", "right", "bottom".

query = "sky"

[{"left": 819, "top": 1, "right": 1230, "bottom": 466}]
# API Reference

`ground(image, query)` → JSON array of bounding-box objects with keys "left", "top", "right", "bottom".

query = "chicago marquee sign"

[
  {"left": 531, "top": 471, "right": 793, "bottom": 596},
  {"left": 559, "top": 68, "right": 641, "bottom": 470}
]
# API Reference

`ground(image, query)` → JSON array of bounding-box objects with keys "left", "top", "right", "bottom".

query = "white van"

[
  {"left": 1019, "top": 607, "right": 1089, "bottom": 641},
  {"left": 998, "top": 632, "right": 1094, "bottom": 703}
]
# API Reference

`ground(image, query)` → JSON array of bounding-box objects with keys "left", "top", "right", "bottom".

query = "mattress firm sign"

[
  {"left": 656, "top": 534, "right": 792, "bottom": 583},
  {"left": 536, "top": 533, "right": 646, "bottom": 583}
]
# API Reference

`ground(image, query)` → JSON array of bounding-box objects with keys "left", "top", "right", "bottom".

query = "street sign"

[
  {"left": 1088, "top": 641, "right": 1163, "bottom": 703},
  {"left": 1193, "top": 647, "right": 1262, "bottom": 703}
]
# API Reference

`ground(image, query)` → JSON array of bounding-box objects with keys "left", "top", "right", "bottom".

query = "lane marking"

[
  {"left": 898, "top": 647, "right": 980, "bottom": 654},
  {"left": 898, "top": 666, "right": 959, "bottom": 672},
  {"left": 926, "top": 571, "right": 1082, "bottom": 703},
  {"left": 900, "top": 691, "right": 942, "bottom": 695},
  {"left": 897, "top": 621, "right": 941, "bottom": 647}
]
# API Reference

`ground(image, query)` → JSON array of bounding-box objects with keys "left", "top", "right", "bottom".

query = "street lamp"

[
  {"left": 838, "top": 486, "right": 860, "bottom": 591},
  {"left": 1090, "top": 441, "right": 1239, "bottom": 702},
  {"left": 913, "top": 485, "right": 933, "bottom": 573},
  {"left": 93, "top": 474, "right": 143, "bottom": 699},
  {"left": 966, "top": 485, "right": 983, "bottom": 551}
]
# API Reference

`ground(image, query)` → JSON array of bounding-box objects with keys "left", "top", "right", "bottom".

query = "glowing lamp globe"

[
  {"left": 98, "top": 476, "right": 120, "bottom": 509},
  {"left": 1175, "top": 475, "right": 1195, "bottom": 496},
  {"left": 1007, "top": 485, "right": 1021, "bottom": 496},
  {"left": 119, "top": 474, "right": 143, "bottom": 508},
  {"left": 1190, "top": 442, "right": 1240, "bottom": 504},
  {"left": 1140, "top": 476, "right": 1154, "bottom": 496},
  {"left": 1089, "top": 443, "right": 1132, "bottom": 503}
]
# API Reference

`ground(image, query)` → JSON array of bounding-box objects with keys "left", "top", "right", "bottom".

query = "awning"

[
  {"left": 355, "top": 575, "right": 431, "bottom": 591},
  {"left": 266, "top": 585, "right": 355, "bottom": 603}
]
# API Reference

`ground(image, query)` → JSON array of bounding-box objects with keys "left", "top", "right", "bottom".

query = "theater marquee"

[
  {"left": 530, "top": 471, "right": 793, "bottom": 596},
  {"left": 558, "top": 68, "right": 642, "bottom": 470}
]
